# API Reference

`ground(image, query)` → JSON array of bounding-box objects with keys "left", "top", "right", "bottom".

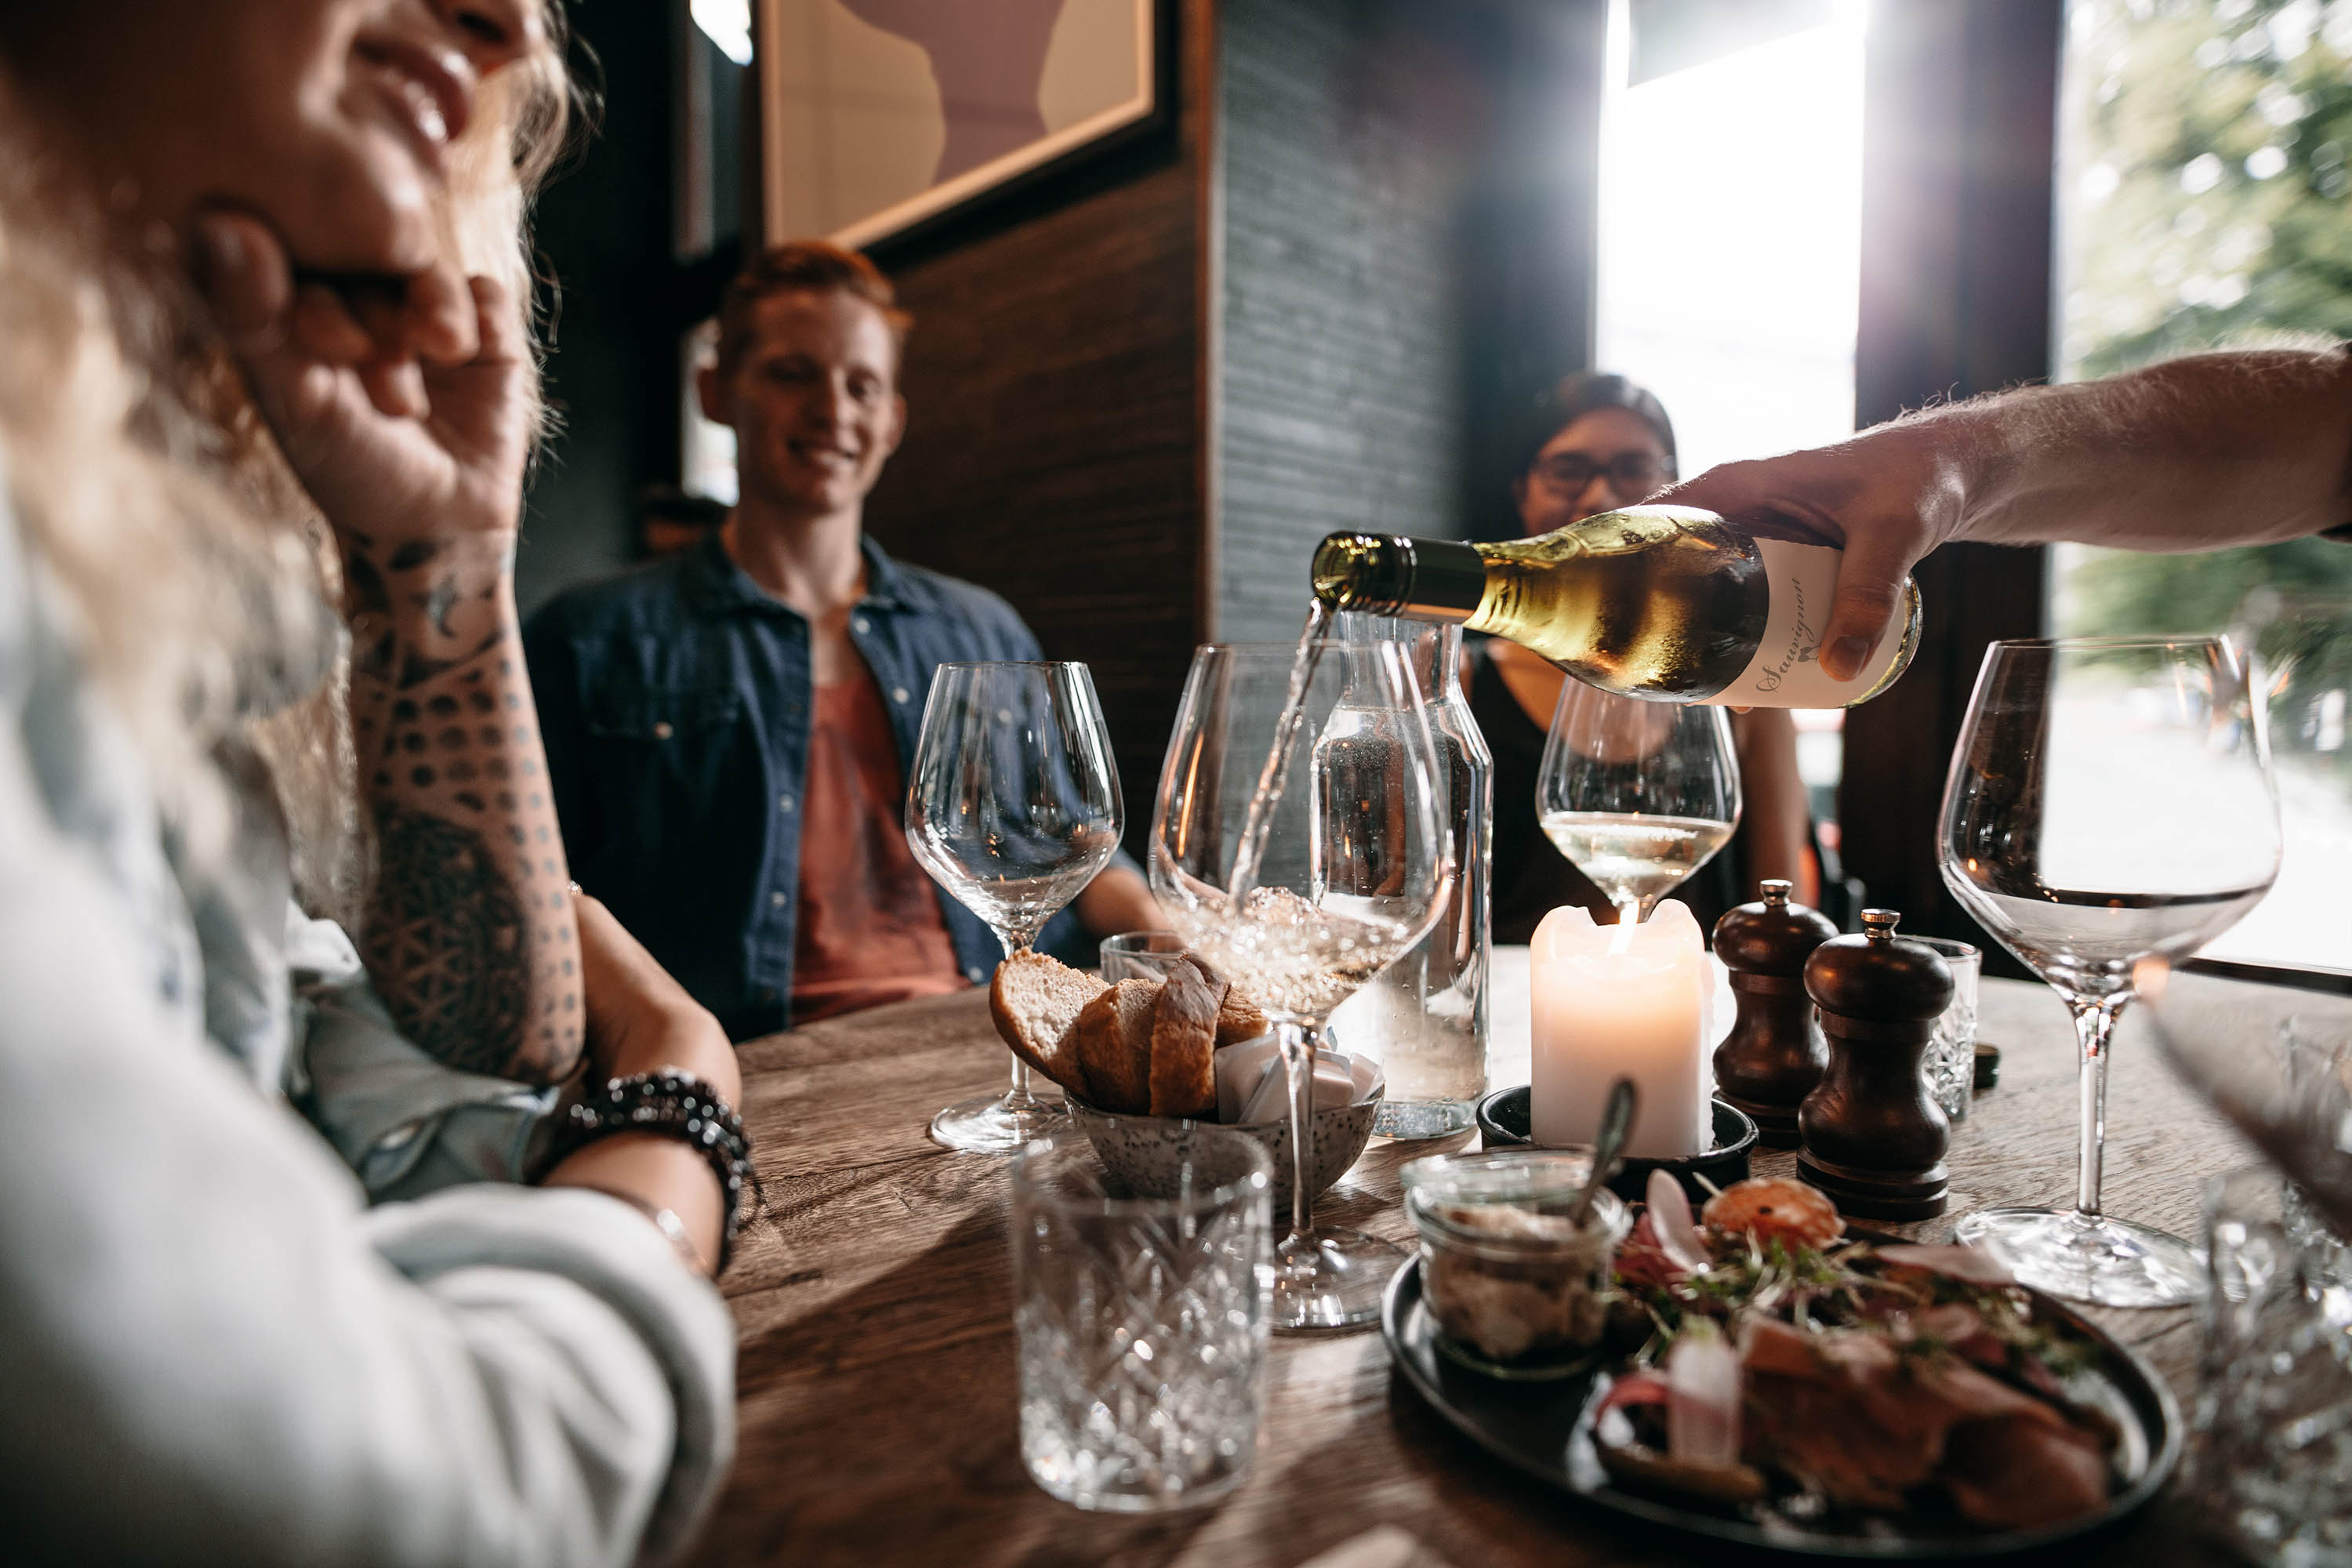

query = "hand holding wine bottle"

[{"left": 1650, "top": 347, "right": 2352, "bottom": 683}]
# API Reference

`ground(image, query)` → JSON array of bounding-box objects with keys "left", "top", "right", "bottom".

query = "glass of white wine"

[
  {"left": 1534, "top": 680, "right": 1741, "bottom": 923},
  {"left": 1150, "top": 639, "right": 1450, "bottom": 1330}
]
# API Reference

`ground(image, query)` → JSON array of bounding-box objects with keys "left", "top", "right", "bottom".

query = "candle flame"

[{"left": 1606, "top": 904, "right": 1639, "bottom": 957}]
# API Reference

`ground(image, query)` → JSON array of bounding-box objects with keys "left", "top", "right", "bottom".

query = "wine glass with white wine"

[{"left": 1535, "top": 681, "right": 1741, "bottom": 924}]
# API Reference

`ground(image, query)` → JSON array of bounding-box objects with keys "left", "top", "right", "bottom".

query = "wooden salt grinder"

[
  {"left": 1711, "top": 879, "right": 1838, "bottom": 1150},
  {"left": 1796, "top": 909, "right": 1955, "bottom": 1221}
]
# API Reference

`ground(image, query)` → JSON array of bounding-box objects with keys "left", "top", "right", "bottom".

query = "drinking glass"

[
  {"left": 1940, "top": 637, "right": 2281, "bottom": 1306},
  {"left": 907, "top": 661, "right": 1123, "bottom": 1152},
  {"left": 1914, "top": 936, "right": 1980, "bottom": 1123},
  {"left": 1013, "top": 1129, "right": 1273, "bottom": 1512},
  {"left": 1325, "top": 615, "right": 1491, "bottom": 1141},
  {"left": 2186, "top": 1166, "right": 2352, "bottom": 1563},
  {"left": 1098, "top": 930, "right": 1194, "bottom": 985},
  {"left": 1535, "top": 681, "right": 1740, "bottom": 924},
  {"left": 1150, "top": 640, "right": 1450, "bottom": 1330}
]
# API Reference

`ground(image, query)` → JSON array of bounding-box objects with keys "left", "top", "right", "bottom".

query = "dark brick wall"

[{"left": 1214, "top": 0, "right": 1484, "bottom": 641}]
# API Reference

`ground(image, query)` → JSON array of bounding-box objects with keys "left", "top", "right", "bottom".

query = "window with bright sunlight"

[
  {"left": 2053, "top": 0, "right": 2352, "bottom": 973},
  {"left": 1593, "top": 0, "right": 1870, "bottom": 866}
]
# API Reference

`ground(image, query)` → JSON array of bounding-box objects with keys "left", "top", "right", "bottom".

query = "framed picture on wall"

[{"left": 756, "top": 0, "right": 1161, "bottom": 250}]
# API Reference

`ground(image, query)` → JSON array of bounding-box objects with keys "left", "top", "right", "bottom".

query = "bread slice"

[
  {"left": 1214, "top": 986, "right": 1269, "bottom": 1047},
  {"left": 1074, "top": 978, "right": 1160, "bottom": 1113},
  {"left": 1149, "top": 960, "right": 1224, "bottom": 1119},
  {"left": 988, "top": 952, "right": 1105, "bottom": 1096}
]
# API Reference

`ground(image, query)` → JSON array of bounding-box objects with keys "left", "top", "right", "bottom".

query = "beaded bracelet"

[{"left": 555, "top": 1070, "right": 754, "bottom": 1269}]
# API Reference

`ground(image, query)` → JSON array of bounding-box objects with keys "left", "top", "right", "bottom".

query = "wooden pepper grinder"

[
  {"left": 1797, "top": 909, "right": 1955, "bottom": 1220},
  {"left": 1711, "top": 879, "right": 1839, "bottom": 1149}
]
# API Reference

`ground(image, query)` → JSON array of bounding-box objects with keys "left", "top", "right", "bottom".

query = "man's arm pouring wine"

[{"left": 1656, "top": 344, "right": 2352, "bottom": 681}]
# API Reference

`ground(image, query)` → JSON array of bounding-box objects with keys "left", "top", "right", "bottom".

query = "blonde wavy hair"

[{"left": 0, "top": 13, "right": 575, "bottom": 926}]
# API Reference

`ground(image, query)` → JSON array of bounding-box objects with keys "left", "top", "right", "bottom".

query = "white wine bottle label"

[{"left": 1702, "top": 539, "right": 1907, "bottom": 707}]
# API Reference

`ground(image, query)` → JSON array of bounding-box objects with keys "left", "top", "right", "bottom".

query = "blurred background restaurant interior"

[{"left": 520, "top": 0, "right": 2350, "bottom": 985}]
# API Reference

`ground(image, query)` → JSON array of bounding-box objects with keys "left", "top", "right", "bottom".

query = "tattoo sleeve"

[{"left": 344, "top": 530, "right": 583, "bottom": 1083}]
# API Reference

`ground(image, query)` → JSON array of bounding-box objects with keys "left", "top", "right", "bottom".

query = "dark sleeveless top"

[{"left": 1465, "top": 638, "right": 1744, "bottom": 945}]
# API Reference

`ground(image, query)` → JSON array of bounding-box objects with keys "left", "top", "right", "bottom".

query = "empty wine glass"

[
  {"left": 1536, "top": 681, "right": 1741, "bottom": 924},
  {"left": 1150, "top": 639, "right": 1450, "bottom": 1330},
  {"left": 1940, "top": 637, "right": 2281, "bottom": 1306},
  {"left": 907, "top": 661, "right": 1124, "bottom": 1153}
]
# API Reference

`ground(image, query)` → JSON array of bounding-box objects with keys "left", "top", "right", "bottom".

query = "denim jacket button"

[
  {"left": 770, "top": 891, "right": 787, "bottom": 908},
  {"left": 891, "top": 687, "right": 909, "bottom": 704},
  {"left": 779, "top": 793, "right": 796, "bottom": 813},
  {"left": 852, "top": 616, "right": 871, "bottom": 634}
]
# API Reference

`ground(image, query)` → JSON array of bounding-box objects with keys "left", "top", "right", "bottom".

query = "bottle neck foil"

[{"left": 1312, "top": 533, "right": 1487, "bottom": 624}]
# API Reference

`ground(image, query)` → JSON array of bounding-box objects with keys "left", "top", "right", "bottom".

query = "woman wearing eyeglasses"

[{"left": 1468, "top": 372, "right": 1822, "bottom": 943}]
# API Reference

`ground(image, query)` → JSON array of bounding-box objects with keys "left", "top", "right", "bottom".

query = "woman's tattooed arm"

[
  {"left": 195, "top": 212, "right": 584, "bottom": 1081},
  {"left": 346, "top": 529, "right": 582, "bottom": 1082}
]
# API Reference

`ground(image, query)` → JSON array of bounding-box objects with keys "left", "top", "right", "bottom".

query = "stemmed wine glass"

[
  {"left": 1150, "top": 640, "right": 1451, "bottom": 1330},
  {"left": 1536, "top": 681, "right": 1741, "bottom": 924},
  {"left": 1940, "top": 637, "right": 2281, "bottom": 1306},
  {"left": 907, "top": 661, "right": 1124, "bottom": 1153}
]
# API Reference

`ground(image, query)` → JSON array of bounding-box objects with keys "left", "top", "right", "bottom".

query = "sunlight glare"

[{"left": 1595, "top": 0, "right": 1869, "bottom": 476}]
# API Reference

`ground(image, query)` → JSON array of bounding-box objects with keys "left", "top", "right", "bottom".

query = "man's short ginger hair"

[{"left": 713, "top": 240, "right": 913, "bottom": 379}]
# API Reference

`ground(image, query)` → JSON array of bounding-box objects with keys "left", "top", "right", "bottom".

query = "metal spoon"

[{"left": 1565, "top": 1076, "right": 1639, "bottom": 1231}]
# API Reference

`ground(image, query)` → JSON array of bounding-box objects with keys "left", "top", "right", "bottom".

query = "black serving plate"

[
  {"left": 1382, "top": 1256, "right": 2180, "bottom": 1560},
  {"left": 1476, "top": 1086, "right": 1759, "bottom": 1204}
]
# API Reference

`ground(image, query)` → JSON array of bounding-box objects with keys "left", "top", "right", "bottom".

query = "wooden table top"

[{"left": 702, "top": 974, "right": 2286, "bottom": 1566}]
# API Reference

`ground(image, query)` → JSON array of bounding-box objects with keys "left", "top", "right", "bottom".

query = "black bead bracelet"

[{"left": 556, "top": 1070, "right": 754, "bottom": 1269}]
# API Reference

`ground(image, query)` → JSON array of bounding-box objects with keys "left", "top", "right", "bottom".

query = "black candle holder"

[{"left": 1472, "top": 1086, "right": 1759, "bottom": 1204}]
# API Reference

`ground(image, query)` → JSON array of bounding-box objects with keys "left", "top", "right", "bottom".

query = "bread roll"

[
  {"left": 987, "top": 951, "right": 1105, "bottom": 1095},
  {"left": 1074, "top": 978, "right": 1158, "bottom": 1114},
  {"left": 1148, "top": 960, "right": 1223, "bottom": 1119}
]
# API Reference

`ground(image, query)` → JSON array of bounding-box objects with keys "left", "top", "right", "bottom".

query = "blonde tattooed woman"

[{"left": 0, "top": 2, "right": 743, "bottom": 1561}]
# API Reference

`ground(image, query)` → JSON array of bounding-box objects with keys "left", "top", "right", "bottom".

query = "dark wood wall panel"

[
  {"left": 1459, "top": 1, "right": 1608, "bottom": 533},
  {"left": 1216, "top": 0, "right": 1483, "bottom": 641},
  {"left": 517, "top": 0, "right": 681, "bottom": 617},
  {"left": 859, "top": 2, "right": 1211, "bottom": 855}
]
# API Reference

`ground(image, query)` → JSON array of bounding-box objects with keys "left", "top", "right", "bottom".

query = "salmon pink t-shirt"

[{"left": 789, "top": 668, "right": 967, "bottom": 1025}]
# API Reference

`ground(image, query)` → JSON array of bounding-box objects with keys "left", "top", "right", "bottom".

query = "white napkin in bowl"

[{"left": 1218, "top": 1034, "right": 1360, "bottom": 1125}]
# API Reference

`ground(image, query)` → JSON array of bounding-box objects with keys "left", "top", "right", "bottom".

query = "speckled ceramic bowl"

[{"left": 1067, "top": 1057, "right": 1383, "bottom": 1210}]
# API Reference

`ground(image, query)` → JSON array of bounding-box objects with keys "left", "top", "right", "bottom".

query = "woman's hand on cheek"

[{"left": 193, "top": 207, "right": 531, "bottom": 547}]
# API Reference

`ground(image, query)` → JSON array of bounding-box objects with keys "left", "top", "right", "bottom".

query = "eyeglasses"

[{"left": 1530, "top": 452, "right": 1673, "bottom": 494}]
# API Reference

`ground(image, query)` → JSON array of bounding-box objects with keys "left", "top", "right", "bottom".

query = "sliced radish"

[
  {"left": 1647, "top": 1168, "right": 1711, "bottom": 1274},
  {"left": 1667, "top": 1319, "right": 1742, "bottom": 1468}
]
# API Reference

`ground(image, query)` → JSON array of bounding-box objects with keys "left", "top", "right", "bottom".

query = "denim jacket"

[{"left": 524, "top": 533, "right": 1108, "bottom": 1040}]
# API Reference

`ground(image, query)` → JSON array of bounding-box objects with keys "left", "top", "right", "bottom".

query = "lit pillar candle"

[{"left": 1530, "top": 901, "right": 1710, "bottom": 1158}]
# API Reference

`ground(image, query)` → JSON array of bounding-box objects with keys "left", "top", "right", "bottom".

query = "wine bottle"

[{"left": 1309, "top": 505, "right": 1922, "bottom": 706}]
